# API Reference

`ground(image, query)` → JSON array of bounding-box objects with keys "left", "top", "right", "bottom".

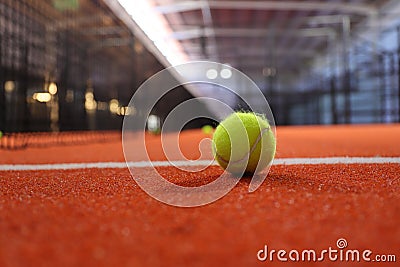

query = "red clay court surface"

[{"left": 1, "top": 124, "right": 399, "bottom": 266}]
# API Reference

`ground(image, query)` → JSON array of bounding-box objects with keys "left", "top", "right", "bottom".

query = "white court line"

[{"left": 0, "top": 157, "right": 399, "bottom": 171}]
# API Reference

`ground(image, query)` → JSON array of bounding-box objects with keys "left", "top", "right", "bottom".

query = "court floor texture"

[{"left": 1, "top": 124, "right": 399, "bottom": 266}]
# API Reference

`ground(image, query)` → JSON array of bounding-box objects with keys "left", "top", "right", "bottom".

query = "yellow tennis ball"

[
  {"left": 201, "top": 125, "right": 214, "bottom": 135},
  {"left": 212, "top": 112, "right": 276, "bottom": 175}
]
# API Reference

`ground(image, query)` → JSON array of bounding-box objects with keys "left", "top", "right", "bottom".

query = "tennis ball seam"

[{"left": 214, "top": 126, "right": 270, "bottom": 165}]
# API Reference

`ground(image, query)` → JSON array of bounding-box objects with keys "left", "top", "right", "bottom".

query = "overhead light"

[
  {"left": 134, "top": 42, "right": 144, "bottom": 54},
  {"left": 109, "top": 99, "right": 120, "bottom": 114},
  {"left": 48, "top": 82, "right": 58, "bottom": 95},
  {"left": 85, "top": 99, "right": 97, "bottom": 111},
  {"left": 4, "top": 81, "right": 15, "bottom": 93},
  {"left": 117, "top": 106, "right": 136, "bottom": 116},
  {"left": 220, "top": 68, "right": 232, "bottom": 79},
  {"left": 85, "top": 90, "right": 97, "bottom": 111},
  {"left": 33, "top": 93, "right": 52, "bottom": 103},
  {"left": 85, "top": 92, "right": 94, "bottom": 100},
  {"left": 206, "top": 69, "right": 218, "bottom": 79},
  {"left": 118, "top": 0, "right": 188, "bottom": 65},
  {"left": 263, "top": 67, "right": 276, "bottom": 77}
]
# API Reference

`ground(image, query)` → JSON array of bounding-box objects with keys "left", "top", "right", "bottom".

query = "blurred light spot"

[
  {"left": 117, "top": 106, "right": 135, "bottom": 116},
  {"left": 66, "top": 90, "right": 74, "bottom": 103},
  {"left": 134, "top": 42, "right": 144, "bottom": 54},
  {"left": 33, "top": 93, "right": 52, "bottom": 103},
  {"left": 109, "top": 99, "right": 120, "bottom": 114},
  {"left": 263, "top": 67, "right": 276, "bottom": 77},
  {"left": 48, "top": 82, "right": 58, "bottom": 95},
  {"left": 206, "top": 69, "right": 218, "bottom": 79},
  {"left": 102, "top": 16, "right": 113, "bottom": 26},
  {"left": 147, "top": 115, "right": 160, "bottom": 133},
  {"left": 85, "top": 99, "right": 97, "bottom": 111},
  {"left": 4, "top": 81, "right": 15, "bottom": 93},
  {"left": 85, "top": 92, "right": 94, "bottom": 101},
  {"left": 220, "top": 68, "right": 232, "bottom": 79},
  {"left": 85, "top": 91, "right": 97, "bottom": 111}
]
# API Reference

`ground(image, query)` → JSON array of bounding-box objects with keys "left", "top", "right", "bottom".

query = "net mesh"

[{"left": 0, "top": 131, "right": 120, "bottom": 150}]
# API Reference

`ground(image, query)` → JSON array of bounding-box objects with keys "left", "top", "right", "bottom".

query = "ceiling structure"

[
  {"left": 111, "top": 0, "right": 398, "bottom": 91},
  {"left": 7, "top": 0, "right": 400, "bottom": 110},
  {"left": 17, "top": 0, "right": 399, "bottom": 94}
]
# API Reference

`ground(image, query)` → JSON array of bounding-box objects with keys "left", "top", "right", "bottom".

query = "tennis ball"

[
  {"left": 212, "top": 112, "right": 276, "bottom": 175},
  {"left": 202, "top": 125, "right": 214, "bottom": 135},
  {"left": 0, "top": 131, "right": 2, "bottom": 139}
]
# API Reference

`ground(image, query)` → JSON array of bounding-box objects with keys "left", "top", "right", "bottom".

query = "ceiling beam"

[
  {"left": 185, "top": 45, "right": 319, "bottom": 56},
  {"left": 200, "top": 0, "right": 219, "bottom": 60},
  {"left": 221, "top": 49, "right": 318, "bottom": 58},
  {"left": 169, "top": 27, "right": 336, "bottom": 40},
  {"left": 155, "top": 1, "right": 377, "bottom": 16},
  {"left": 103, "top": 0, "right": 172, "bottom": 68}
]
